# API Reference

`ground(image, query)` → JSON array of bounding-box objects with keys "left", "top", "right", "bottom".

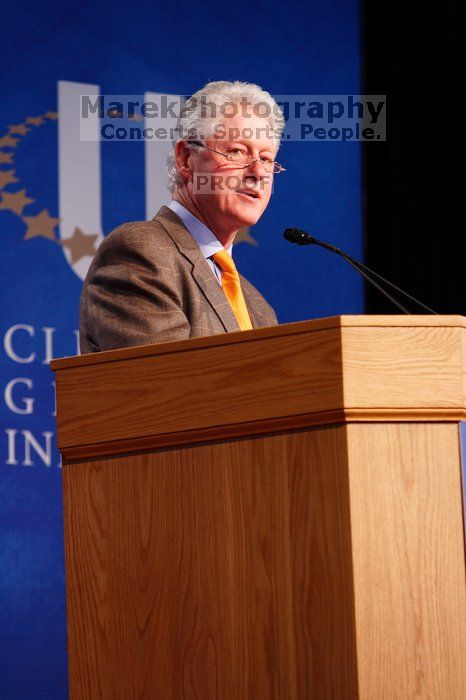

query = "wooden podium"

[{"left": 51, "top": 316, "right": 466, "bottom": 699}]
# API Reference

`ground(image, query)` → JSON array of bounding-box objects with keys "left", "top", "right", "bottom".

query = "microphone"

[{"left": 283, "top": 228, "right": 437, "bottom": 315}]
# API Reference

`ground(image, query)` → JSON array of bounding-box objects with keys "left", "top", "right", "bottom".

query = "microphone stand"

[{"left": 284, "top": 229, "right": 438, "bottom": 315}]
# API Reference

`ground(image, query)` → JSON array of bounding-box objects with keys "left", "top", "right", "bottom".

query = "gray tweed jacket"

[{"left": 79, "top": 206, "right": 278, "bottom": 353}]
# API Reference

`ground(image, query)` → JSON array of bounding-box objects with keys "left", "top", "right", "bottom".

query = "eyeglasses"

[{"left": 187, "top": 140, "right": 286, "bottom": 174}]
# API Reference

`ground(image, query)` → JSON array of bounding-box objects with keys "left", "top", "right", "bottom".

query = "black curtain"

[{"left": 362, "top": 1, "right": 464, "bottom": 314}]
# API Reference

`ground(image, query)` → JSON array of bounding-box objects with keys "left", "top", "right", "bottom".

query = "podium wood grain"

[
  {"left": 53, "top": 317, "right": 466, "bottom": 698},
  {"left": 347, "top": 423, "right": 466, "bottom": 699},
  {"left": 63, "top": 427, "right": 360, "bottom": 699}
]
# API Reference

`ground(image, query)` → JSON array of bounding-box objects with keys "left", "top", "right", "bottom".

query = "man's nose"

[{"left": 245, "top": 158, "right": 267, "bottom": 177}]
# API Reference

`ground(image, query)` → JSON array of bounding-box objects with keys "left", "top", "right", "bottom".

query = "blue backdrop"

[{"left": 0, "top": 1, "right": 362, "bottom": 696}]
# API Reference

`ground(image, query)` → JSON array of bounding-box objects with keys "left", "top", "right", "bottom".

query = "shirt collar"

[{"left": 168, "top": 200, "right": 233, "bottom": 259}]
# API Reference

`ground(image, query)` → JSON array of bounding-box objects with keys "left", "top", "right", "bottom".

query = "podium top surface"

[{"left": 51, "top": 314, "right": 466, "bottom": 371}]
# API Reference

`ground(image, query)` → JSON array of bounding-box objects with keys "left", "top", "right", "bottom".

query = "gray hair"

[{"left": 167, "top": 80, "right": 285, "bottom": 193}]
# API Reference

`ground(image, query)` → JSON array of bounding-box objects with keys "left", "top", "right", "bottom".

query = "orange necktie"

[{"left": 213, "top": 250, "right": 253, "bottom": 331}]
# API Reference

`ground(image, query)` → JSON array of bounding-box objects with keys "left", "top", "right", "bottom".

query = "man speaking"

[{"left": 79, "top": 81, "right": 286, "bottom": 353}]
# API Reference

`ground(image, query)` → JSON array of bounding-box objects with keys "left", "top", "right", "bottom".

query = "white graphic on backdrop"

[
  {"left": 0, "top": 93, "right": 105, "bottom": 281},
  {"left": 58, "top": 83, "right": 182, "bottom": 279},
  {"left": 58, "top": 81, "right": 104, "bottom": 280},
  {"left": 144, "top": 92, "right": 182, "bottom": 219},
  {"left": 2, "top": 325, "right": 79, "bottom": 468}
]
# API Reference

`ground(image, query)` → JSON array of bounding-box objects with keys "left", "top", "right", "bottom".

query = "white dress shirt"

[{"left": 168, "top": 200, "right": 233, "bottom": 285}]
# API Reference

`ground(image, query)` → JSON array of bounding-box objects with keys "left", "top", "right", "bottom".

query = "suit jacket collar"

[{"left": 154, "top": 205, "right": 243, "bottom": 332}]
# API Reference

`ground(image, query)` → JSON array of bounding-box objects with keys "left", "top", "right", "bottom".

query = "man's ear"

[{"left": 175, "top": 141, "right": 193, "bottom": 183}]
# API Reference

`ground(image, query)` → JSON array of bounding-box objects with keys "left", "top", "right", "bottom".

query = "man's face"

[{"left": 187, "top": 112, "right": 277, "bottom": 232}]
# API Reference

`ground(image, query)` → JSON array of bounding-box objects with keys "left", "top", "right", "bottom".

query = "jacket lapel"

[
  {"left": 240, "top": 275, "right": 271, "bottom": 329},
  {"left": 154, "top": 206, "right": 240, "bottom": 333}
]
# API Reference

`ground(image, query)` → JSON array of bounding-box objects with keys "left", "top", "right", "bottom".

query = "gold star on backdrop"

[
  {"left": 44, "top": 112, "right": 58, "bottom": 120},
  {"left": 8, "top": 123, "right": 30, "bottom": 136},
  {"left": 0, "top": 135, "right": 20, "bottom": 148},
  {"left": 0, "top": 170, "right": 19, "bottom": 189},
  {"left": 235, "top": 226, "right": 258, "bottom": 246},
  {"left": 59, "top": 227, "right": 99, "bottom": 263},
  {"left": 23, "top": 209, "right": 60, "bottom": 240},
  {"left": 26, "top": 116, "right": 45, "bottom": 127},
  {"left": 0, "top": 189, "right": 35, "bottom": 215},
  {"left": 0, "top": 151, "right": 14, "bottom": 165}
]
